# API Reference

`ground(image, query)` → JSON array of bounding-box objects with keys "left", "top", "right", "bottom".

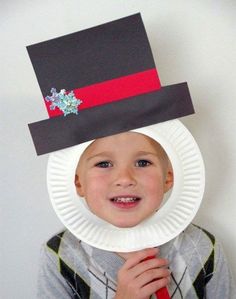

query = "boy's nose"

[{"left": 114, "top": 167, "right": 137, "bottom": 187}]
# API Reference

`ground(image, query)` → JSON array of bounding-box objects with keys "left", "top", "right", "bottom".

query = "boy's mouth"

[
  {"left": 110, "top": 196, "right": 141, "bottom": 209},
  {"left": 111, "top": 197, "right": 141, "bottom": 203}
]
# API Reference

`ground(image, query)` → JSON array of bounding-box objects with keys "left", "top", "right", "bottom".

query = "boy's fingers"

[
  {"left": 141, "top": 276, "right": 171, "bottom": 298},
  {"left": 116, "top": 249, "right": 170, "bottom": 299},
  {"left": 123, "top": 248, "right": 159, "bottom": 270},
  {"left": 136, "top": 268, "right": 171, "bottom": 287},
  {"left": 129, "top": 257, "right": 169, "bottom": 279}
]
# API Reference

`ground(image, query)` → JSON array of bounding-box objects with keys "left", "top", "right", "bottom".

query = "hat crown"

[{"left": 27, "top": 13, "right": 156, "bottom": 98}]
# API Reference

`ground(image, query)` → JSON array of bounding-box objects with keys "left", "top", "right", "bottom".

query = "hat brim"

[
  {"left": 47, "top": 119, "right": 204, "bottom": 252},
  {"left": 29, "top": 82, "right": 194, "bottom": 155}
]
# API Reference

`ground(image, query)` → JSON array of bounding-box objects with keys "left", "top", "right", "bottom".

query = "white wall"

[{"left": 1, "top": 0, "right": 235, "bottom": 297}]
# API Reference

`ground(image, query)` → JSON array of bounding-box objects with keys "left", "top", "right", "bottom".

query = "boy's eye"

[
  {"left": 135, "top": 160, "right": 151, "bottom": 167},
  {"left": 95, "top": 161, "right": 113, "bottom": 168}
]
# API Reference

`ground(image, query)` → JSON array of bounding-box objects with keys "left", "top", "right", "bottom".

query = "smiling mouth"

[{"left": 111, "top": 197, "right": 141, "bottom": 203}]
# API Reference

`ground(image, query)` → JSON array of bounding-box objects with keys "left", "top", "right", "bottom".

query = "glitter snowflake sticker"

[{"left": 45, "top": 88, "right": 83, "bottom": 116}]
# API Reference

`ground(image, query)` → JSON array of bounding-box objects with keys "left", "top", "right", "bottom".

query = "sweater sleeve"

[
  {"left": 37, "top": 244, "right": 74, "bottom": 299},
  {"left": 205, "top": 239, "right": 236, "bottom": 299}
]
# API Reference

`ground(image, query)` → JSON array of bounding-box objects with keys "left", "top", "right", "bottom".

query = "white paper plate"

[{"left": 47, "top": 119, "right": 205, "bottom": 252}]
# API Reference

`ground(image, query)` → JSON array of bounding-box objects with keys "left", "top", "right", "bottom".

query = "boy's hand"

[{"left": 114, "top": 248, "right": 170, "bottom": 299}]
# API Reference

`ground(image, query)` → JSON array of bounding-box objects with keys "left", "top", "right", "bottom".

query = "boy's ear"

[
  {"left": 74, "top": 174, "right": 84, "bottom": 197},
  {"left": 164, "top": 166, "right": 174, "bottom": 193}
]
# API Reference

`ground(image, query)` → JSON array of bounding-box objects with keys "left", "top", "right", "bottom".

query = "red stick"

[{"left": 156, "top": 286, "right": 170, "bottom": 299}]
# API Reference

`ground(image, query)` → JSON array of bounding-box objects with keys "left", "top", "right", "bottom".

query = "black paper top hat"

[{"left": 27, "top": 13, "right": 194, "bottom": 155}]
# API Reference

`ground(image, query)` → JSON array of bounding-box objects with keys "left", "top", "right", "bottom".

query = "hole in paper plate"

[{"left": 73, "top": 131, "right": 174, "bottom": 227}]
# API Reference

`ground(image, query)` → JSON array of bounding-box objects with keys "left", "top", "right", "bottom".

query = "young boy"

[
  {"left": 27, "top": 13, "right": 236, "bottom": 299},
  {"left": 38, "top": 131, "right": 235, "bottom": 298},
  {"left": 75, "top": 131, "right": 173, "bottom": 298}
]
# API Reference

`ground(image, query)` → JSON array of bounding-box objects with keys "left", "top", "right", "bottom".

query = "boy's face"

[{"left": 75, "top": 132, "right": 173, "bottom": 228}]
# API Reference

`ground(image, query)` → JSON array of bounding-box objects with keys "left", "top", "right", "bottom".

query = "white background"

[{"left": 1, "top": 0, "right": 236, "bottom": 297}]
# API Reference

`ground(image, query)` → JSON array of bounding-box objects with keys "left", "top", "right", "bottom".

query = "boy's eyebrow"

[
  {"left": 136, "top": 151, "right": 160, "bottom": 156},
  {"left": 86, "top": 150, "right": 160, "bottom": 161},
  {"left": 86, "top": 151, "right": 113, "bottom": 161}
]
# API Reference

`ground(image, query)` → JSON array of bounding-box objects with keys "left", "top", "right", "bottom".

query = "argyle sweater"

[{"left": 37, "top": 224, "right": 236, "bottom": 298}]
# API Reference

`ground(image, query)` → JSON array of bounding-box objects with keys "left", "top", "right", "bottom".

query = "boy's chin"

[
  {"left": 111, "top": 210, "right": 159, "bottom": 228},
  {"left": 107, "top": 216, "right": 148, "bottom": 228}
]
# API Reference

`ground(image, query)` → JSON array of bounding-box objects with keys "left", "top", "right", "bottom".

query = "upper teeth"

[{"left": 113, "top": 197, "right": 138, "bottom": 202}]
